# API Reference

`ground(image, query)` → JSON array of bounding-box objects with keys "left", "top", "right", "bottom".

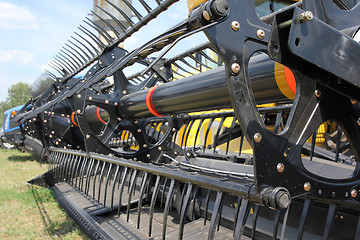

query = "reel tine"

[
  {"left": 251, "top": 203, "right": 260, "bottom": 239},
  {"left": 85, "top": 159, "right": 95, "bottom": 194},
  {"left": 335, "top": 126, "right": 342, "bottom": 162},
  {"left": 184, "top": 119, "right": 195, "bottom": 148},
  {"left": 95, "top": 5, "right": 126, "bottom": 32},
  {"left": 160, "top": 177, "right": 168, "bottom": 208},
  {"left": 172, "top": 62, "right": 193, "bottom": 76},
  {"left": 69, "top": 155, "right": 78, "bottom": 185},
  {"left": 104, "top": 0, "right": 134, "bottom": 27},
  {"left": 213, "top": 116, "right": 225, "bottom": 153},
  {"left": 310, "top": 131, "right": 317, "bottom": 161},
  {"left": 323, "top": 204, "right": 336, "bottom": 239},
  {"left": 193, "top": 118, "right": 204, "bottom": 152},
  {"left": 204, "top": 189, "right": 212, "bottom": 225},
  {"left": 110, "top": 165, "right": 121, "bottom": 211},
  {"left": 208, "top": 191, "right": 224, "bottom": 240},
  {"left": 103, "top": 163, "right": 113, "bottom": 206},
  {"left": 136, "top": 172, "right": 149, "bottom": 229},
  {"left": 203, "top": 117, "right": 214, "bottom": 153},
  {"left": 122, "top": 0, "right": 142, "bottom": 20},
  {"left": 181, "top": 120, "right": 190, "bottom": 148},
  {"left": 78, "top": 25, "right": 105, "bottom": 49},
  {"left": 84, "top": 17, "right": 113, "bottom": 44},
  {"left": 91, "top": 10, "right": 121, "bottom": 38},
  {"left": 149, "top": 175, "right": 161, "bottom": 237},
  {"left": 199, "top": 50, "right": 222, "bottom": 66},
  {"left": 233, "top": 198, "right": 249, "bottom": 240},
  {"left": 162, "top": 178, "right": 177, "bottom": 240},
  {"left": 74, "top": 156, "right": 83, "bottom": 188},
  {"left": 127, "top": 169, "right": 139, "bottom": 222},
  {"left": 92, "top": 160, "right": 101, "bottom": 199},
  {"left": 68, "top": 39, "right": 92, "bottom": 61},
  {"left": 280, "top": 206, "right": 290, "bottom": 240},
  {"left": 179, "top": 183, "right": 193, "bottom": 240},
  {"left": 48, "top": 61, "right": 65, "bottom": 76},
  {"left": 72, "top": 33, "right": 99, "bottom": 56},
  {"left": 97, "top": 161, "right": 107, "bottom": 202},
  {"left": 180, "top": 58, "right": 201, "bottom": 73},
  {"left": 54, "top": 56, "right": 74, "bottom": 73},
  {"left": 226, "top": 117, "right": 237, "bottom": 155},
  {"left": 44, "top": 70, "right": 56, "bottom": 79},
  {"left": 138, "top": 0, "right": 152, "bottom": 13},
  {"left": 117, "top": 166, "right": 129, "bottom": 216},
  {"left": 273, "top": 112, "right": 283, "bottom": 134},
  {"left": 61, "top": 48, "right": 83, "bottom": 68},
  {"left": 273, "top": 209, "right": 282, "bottom": 240},
  {"left": 64, "top": 43, "right": 88, "bottom": 65},
  {"left": 298, "top": 199, "right": 311, "bottom": 240},
  {"left": 57, "top": 52, "right": 78, "bottom": 71}
]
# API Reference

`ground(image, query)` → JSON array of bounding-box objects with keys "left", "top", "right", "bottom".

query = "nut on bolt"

[
  {"left": 231, "top": 21, "right": 240, "bottom": 31},
  {"left": 257, "top": 29, "right": 265, "bottom": 39},
  {"left": 277, "top": 163, "right": 285, "bottom": 173},
  {"left": 254, "top": 133, "right": 262, "bottom": 143},
  {"left": 231, "top": 63, "right": 240, "bottom": 74},
  {"left": 304, "top": 182, "right": 311, "bottom": 191},
  {"left": 351, "top": 189, "right": 358, "bottom": 198},
  {"left": 298, "top": 11, "right": 313, "bottom": 23}
]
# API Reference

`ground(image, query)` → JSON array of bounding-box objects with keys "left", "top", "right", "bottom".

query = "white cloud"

[
  {"left": 0, "top": 2, "right": 38, "bottom": 30},
  {"left": 0, "top": 49, "right": 34, "bottom": 65}
]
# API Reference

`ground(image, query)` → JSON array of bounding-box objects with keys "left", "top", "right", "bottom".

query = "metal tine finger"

[
  {"left": 122, "top": 0, "right": 142, "bottom": 20},
  {"left": 69, "top": 155, "right": 79, "bottom": 185},
  {"left": 184, "top": 119, "right": 195, "bottom": 148},
  {"left": 96, "top": 5, "right": 126, "bottom": 32},
  {"left": 78, "top": 25, "right": 105, "bottom": 49},
  {"left": 194, "top": 118, "right": 205, "bottom": 152},
  {"left": 84, "top": 17, "right": 113, "bottom": 44},
  {"left": 110, "top": 165, "right": 121, "bottom": 211},
  {"left": 180, "top": 58, "right": 201, "bottom": 72},
  {"left": 57, "top": 52, "right": 78, "bottom": 71},
  {"left": 149, "top": 175, "right": 161, "bottom": 237},
  {"left": 208, "top": 191, "right": 224, "bottom": 240},
  {"left": 55, "top": 152, "right": 63, "bottom": 176},
  {"left": 203, "top": 117, "right": 214, "bottom": 153},
  {"left": 239, "top": 130, "right": 244, "bottom": 156},
  {"left": 85, "top": 159, "right": 96, "bottom": 194},
  {"left": 181, "top": 120, "right": 190, "bottom": 148},
  {"left": 49, "top": 60, "right": 65, "bottom": 73},
  {"left": 72, "top": 33, "right": 99, "bottom": 56},
  {"left": 60, "top": 48, "right": 83, "bottom": 68},
  {"left": 49, "top": 62, "right": 65, "bottom": 76},
  {"left": 91, "top": 10, "right": 121, "bottom": 38},
  {"left": 63, "top": 44, "right": 87, "bottom": 66},
  {"left": 160, "top": 177, "right": 168, "bottom": 208},
  {"left": 155, "top": 0, "right": 161, "bottom": 5},
  {"left": 162, "top": 179, "right": 177, "bottom": 240},
  {"left": 191, "top": 186, "right": 199, "bottom": 221},
  {"left": 199, "top": 50, "right": 222, "bottom": 66},
  {"left": 60, "top": 153, "right": 69, "bottom": 181},
  {"left": 323, "top": 204, "right": 336, "bottom": 239},
  {"left": 226, "top": 117, "right": 237, "bottom": 155},
  {"left": 105, "top": 0, "right": 134, "bottom": 27},
  {"left": 251, "top": 204, "right": 260, "bottom": 239},
  {"left": 80, "top": 157, "right": 90, "bottom": 192},
  {"left": 74, "top": 156, "right": 83, "bottom": 188},
  {"left": 335, "top": 127, "right": 342, "bottom": 162},
  {"left": 139, "top": 0, "right": 152, "bottom": 13},
  {"left": 92, "top": 160, "right": 101, "bottom": 199},
  {"left": 189, "top": 55, "right": 211, "bottom": 69},
  {"left": 66, "top": 41, "right": 91, "bottom": 63},
  {"left": 117, "top": 166, "right": 129, "bottom": 216},
  {"left": 67, "top": 154, "right": 76, "bottom": 183},
  {"left": 297, "top": 199, "right": 311, "bottom": 240},
  {"left": 173, "top": 62, "right": 193, "bottom": 75},
  {"left": 280, "top": 206, "right": 290, "bottom": 240},
  {"left": 54, "top": 55, "right": 75, "bottom": 73},
  {"left": 78, "top": 157, "right": 87, "bottom": 191},
  {"left": 44, "top": 70, "right": 56, "bottom": 79},
  {"left": 204, "top": 189, "right": 212, "bottom": 225},
  {"left": 156, "top": 122, "right": 164, "bottom": 142},
  {"left": 127, "top": 169, "right": 134, "bottom": 193},
  {"left": 309, "top": 130, "right": 317, "bottom": 161},
  {"left": 273, "top": 209, "right": 282, "bottom": 240},
  {"left": 103, "top": 163, "right": 113, "bottom": 206},
  {"left": 64, "top": 153, "right": 72, "bottom": 181},
  {"left": 137, "top": 171, "right": 149, "bottom": 229},
  {"left": 233, "top": 198, "right": 249, "bottom": 240},
  {"left": 179, "top": 183, "right": 193, "bottom": 240},
  {"left": 97, "top": 161, "right": 108, "bottom": 202},
  {"left": 213, "top": 117, "right": 225, "bottom": 153},
  {"left": 127, "top": 169, "right": 139, "bottom": 222}
]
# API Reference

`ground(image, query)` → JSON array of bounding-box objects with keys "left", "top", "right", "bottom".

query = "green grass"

[{"left": 0, "top": 149, "right": 88, "bottom": 240}]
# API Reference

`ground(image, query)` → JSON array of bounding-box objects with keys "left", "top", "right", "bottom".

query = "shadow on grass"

[
  {"left": 29, "top": 185, "right": 86, "bottom": 238},
  {"left": 8, "top": 154, "right": 34, "bottom": 162}
]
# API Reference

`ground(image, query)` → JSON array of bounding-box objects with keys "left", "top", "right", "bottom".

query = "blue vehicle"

[{"left": 1, "top": 105, "right": 24, "bottom": 149}]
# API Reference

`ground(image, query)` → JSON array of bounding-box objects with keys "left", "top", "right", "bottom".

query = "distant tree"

[{"left": 0, "top": 82, "right": 31, "bottom": 128}]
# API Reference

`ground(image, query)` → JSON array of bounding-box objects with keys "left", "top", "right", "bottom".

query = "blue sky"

[{"left": 0, "top": 0, "right": 195, "bottom": 102}]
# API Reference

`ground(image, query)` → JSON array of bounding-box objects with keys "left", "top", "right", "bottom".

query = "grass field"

[{"left": 0, "top": 148, "right": 87, "bottom": 239}]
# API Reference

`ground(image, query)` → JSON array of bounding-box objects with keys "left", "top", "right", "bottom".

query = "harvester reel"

[{"left": 204, "top": 0, "right": 360, "bottom": 200}]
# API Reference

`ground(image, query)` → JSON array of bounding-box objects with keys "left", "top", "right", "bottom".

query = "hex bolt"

[
  {"left": 231, "top": 21, "right": 240, "bottom": 31},
  {"left": 277, "top": 163, "right": 285, "bottom": 173},
  {"left": 231, "top": 63, "right": 240, "bottom": 74},
  {"left": 77, "top": 94, "right": 81, "bottom": 99},
  {"left": 257, "top": 29, "right": 265, "bottom": 39},
  {"left": 114, "top": 102, "right": 118, "bottom": 106},
  {"left": 122, "top": 90, "right": 127, "bottom": 95},
  {"left": 105, "top": 100, "right": 109, "bottom": 104},
  {"left": 187, "top": 153, "right": 191, "bottom": 157},
  {"left": 351, "top": 189, "right": 357, "bottom": 198},
  {"left": 88, "top": 96, "right": 93, "bottom": 101},
  {"left": 254, "top": 133, "right": 262, "bottom": 143},
  {"left": 315, "top": 89, "right": 321, "bottom": 97},
  {"left": 304, "top": 182, "right": 311, "bottom": 191},
  {"left": 203, "top": 10, "right": 210, "bottom": 21},
  {"left": 298, "top": 11, "right": 313, "bottom": 23}
]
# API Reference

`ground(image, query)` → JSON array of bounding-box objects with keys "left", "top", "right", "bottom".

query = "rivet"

[
  {"left": 147, "top": 154, "right": 151, "bottom": 158},
  {"left": 351, "top": 99, "right": 357, "bottom": 104},
  {"left": 77, "top": 94, "right": 81, "bottom": 99},
  {"left": 315, "top": 89, "right": 321, "bottom": 97},
  {"left": 351, "top": 189, "right": 357, "bottom": 198},
  {"left": 122, "top": 90, "right": 127, "bottom": 95},
  {"left": 137, "top": 129, "right": 141, "bottom": 133},
  {"left": 254, "top": 133, "right": 262, "bottom": 143},
  {"left": 304, "top": 182, "right": 311, "bottom": 191},
  {"left": 172, "top": 128, "right": 177, "bottom": 132},
  {"left": 187, "top": 153, "right": 191, "bottom": 157},
  {"left": 49, "top": 134, "right": 52, "bottom": 138},
  {"left": 277, "top": 163, "right": 285, "bottom": 173},
  {"left": 61, "top": 114, "right": 64, "bottom": 117},
  {"left": 231, "top": 21, "right": 240, "bottom": 31},
  {"left": 117, "top": 117, "right": 122, "bottom": 121},
  {"left": 345, "top": 192, "right": 349, "bottom": 197},
  {"left": 76, "top": 109, "right": 81, "bottom": 114},
  {"left": 55, "top": 142, "right": 59, "bottom": 145},
  {"left": 51, "top": 131, "right": 54, "bottom": 134},
  {"left": 88, "top": 96, "right": 93, "bottom": 101},
  {"left": 105, "top": 100, "right": 109, "bottom": 104},
  {"left": 231, "top": 63, "right": 240, "bottom": 74},
  {"left": 357, "top": 118, "right": 360, "bottom": 126},
  {"left": 86, "top": 134, "right": 90, "bottom": 139},
  {"left": 158, "top": 146, "right": 162, "bottom": 151},
  {"left": 133, "top": 158, "right": 137, "bottom": 161},
  {"left": 134, "top": 120, "right": 138, "bottom": 124},
  {"left": 98, "top": 60, "right": 102, "bottom": 65},
  {"left": 257, "top": 29, "right": 265, "bottom": 39},
  {"left": 203, "top": 10, "right": 210, "bottom": 21},
  {"left": 332, "top": 192, "right": 336, "bottom": 197},
  {"left": 318, "top": 189, "right": 322, "bottom": 195},
  {"left": 114, "top": 102, "right": 118, "bottom": 106},
  {"left": 143, "top": 144, "right": 147, "bottom": 148},
  {"left": 43, "top": 120, "right": 47, "bottom": 123},
  {"left": 174, "top": 151, "right": 177, "bottom": 155}
]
